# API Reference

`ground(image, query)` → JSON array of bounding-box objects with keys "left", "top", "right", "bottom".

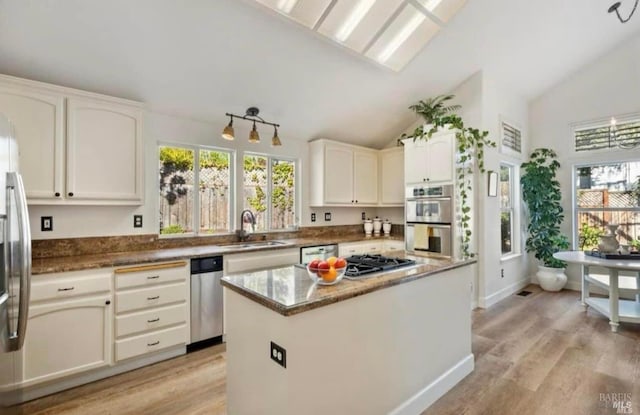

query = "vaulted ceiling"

[{"left": 0, "top": 0, "right": 638, "bottom": 148}]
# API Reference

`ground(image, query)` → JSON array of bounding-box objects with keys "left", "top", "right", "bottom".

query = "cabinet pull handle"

[
  {"left": 147, "top": 341, "right": 160, "bottom": 347},
  {"left": 147, "top": 318, "right": 160, "bottom": 323},
  {"left": 58, "top": 287, "right": 75, "bottom": 292},
  {"left": 147, "top": 275, "right": 160, "bottom": 280},
  {"left": 147, "top": 296, "right": 160, "bottom": 300}
]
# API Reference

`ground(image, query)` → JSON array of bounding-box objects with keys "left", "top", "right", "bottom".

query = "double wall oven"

[{"left": 405, "top": 184, "right": 453, "bottom": 257}]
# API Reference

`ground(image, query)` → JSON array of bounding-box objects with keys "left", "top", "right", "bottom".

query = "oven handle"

[
  {"left": 406, "top": 197, "right": 451, "bottom": 202},
  {"left": 407, "top": 222, "right": 452, "bottom": 228}
]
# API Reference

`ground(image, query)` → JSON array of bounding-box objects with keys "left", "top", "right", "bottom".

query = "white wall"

[
  {"left": 529, "top": 33, "right": 640, "bottom": 289},
  {"left": 28, "top": 111, "right": 308, "bottom": 239},
  {"left": 479, "top": 75, "right": 530, "bottom": 306},
  {"left": 28, "top": 110, "right": 403, "bottom": 239},
  {"left": 446, "top": 71, "right": 530, "bottom": 307}
]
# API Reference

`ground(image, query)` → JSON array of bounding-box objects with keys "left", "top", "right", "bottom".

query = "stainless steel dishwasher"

[
  {"left": 190, "top": 256, "right": 223, "bottom": 345},
  {"left": 300, "top": 244, "right": 338, "bottom": 264}
]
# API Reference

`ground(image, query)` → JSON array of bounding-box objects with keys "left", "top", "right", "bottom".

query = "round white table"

[{"left": 554, "top": 251, "right": 640, "bottom": 332}]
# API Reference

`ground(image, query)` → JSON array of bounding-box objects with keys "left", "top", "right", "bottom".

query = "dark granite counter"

[
  {"left": 221, "top": 254, "right": 476, "bottom": 316},
  {"left": 32, "top": 234, "right": 404, "bottom": 274}
]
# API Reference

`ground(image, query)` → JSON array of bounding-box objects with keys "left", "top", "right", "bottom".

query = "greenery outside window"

[
  {"left": 159, "top": 145, "right": 233, "bottom": 235},
  {"left": 500, "top": 163, "right": 516, "bottom": 256},
  {"left": 575, "top": 161, "right": 640, "bottom": 250},
  {"left": 243, "top": 154, "right": 297, "bottom": 232}
]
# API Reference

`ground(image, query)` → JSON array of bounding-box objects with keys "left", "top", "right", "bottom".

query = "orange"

[
  {"left": 320, "top": 266, "right": 338, "bottom": 282},
  {"left": 326, "top": 256, "right": 337, "bottom": 267}
]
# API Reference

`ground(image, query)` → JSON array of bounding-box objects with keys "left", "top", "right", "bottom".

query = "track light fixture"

[
  {"left": 221, "top": 107, "right": 282, "bottom": 146},
  {"left": 608, "top": 0, "right": 638, "bottom": 23}
]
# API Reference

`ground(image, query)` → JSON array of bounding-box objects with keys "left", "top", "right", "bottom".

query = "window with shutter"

[
  {"left": 574, "top": 119, "right": 640, "bottom": 152},
  {"left": 501, "top": 122, "right": 521, "bottom": 154}
]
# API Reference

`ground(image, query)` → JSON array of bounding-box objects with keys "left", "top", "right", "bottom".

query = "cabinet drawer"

[
  {"left": 115, "top": 324, "right": 187, "bottom": 362},
  {"left": 116, "top": 282, "right": 186, "bottom": 314},
  {"left": 31, "top": 273, "right": 111, "bottom": 303},
  {"left": 116, "top": 303, "right": 187, "bottom": 338},
  {"left": 115, "top": 261, "right": 187, "bottom": 290}
]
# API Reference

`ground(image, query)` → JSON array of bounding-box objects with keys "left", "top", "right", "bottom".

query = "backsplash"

[{"left": 32, "top": 224, "right": 404, "bottom": 258}]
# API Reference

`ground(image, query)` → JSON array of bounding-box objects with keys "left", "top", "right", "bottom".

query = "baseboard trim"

[
  {"left": 16, "top": 345, "right": 186, "bottom": 404},
  {"left": 480, "top": 277, "right": 530, "bottom": 308},
  {"left": 389, "top": 354, "right": 474, "bottom": 415}
]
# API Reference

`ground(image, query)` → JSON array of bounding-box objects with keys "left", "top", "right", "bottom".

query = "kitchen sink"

[{"left": 221, "top": 240, "right": 291, "bottom": 249}]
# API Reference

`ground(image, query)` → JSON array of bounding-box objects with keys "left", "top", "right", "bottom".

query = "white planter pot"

[{"left": 536, "top": 266, "right": 567, "bottom": 292}]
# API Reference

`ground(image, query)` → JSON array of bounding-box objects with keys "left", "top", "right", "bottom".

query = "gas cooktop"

[{"left": 344, "top": 254, "right": 416, "bottom": 279}]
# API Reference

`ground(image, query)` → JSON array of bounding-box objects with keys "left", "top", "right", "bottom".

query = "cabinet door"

[
  {"left": 403, "top": 139, "right": 429, "bottom": 184},
  {"left": 426, "top": 134, "right": 454, "bottom": 183},
  {"left": 0, "top": 84, "right": 64, "bottom": 200},
  {"left": 379, "top": 149, "right": 404, "bottom": 205},
  {"left": 323, "top": 144, "right": 354, "bottom": 204},
  {"left": 353, "top": 150, "right": 378, "bottom": 204},
  {"left": 66, "top": 98, "right": 143, "bottom": 203},
  {"left": 23, "top": 296, "right": 112, "bottom": 387}
]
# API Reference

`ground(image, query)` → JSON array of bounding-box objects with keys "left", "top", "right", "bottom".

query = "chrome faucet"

[{"left": 236, "top": 209, "right": 256, "bottom": 242}]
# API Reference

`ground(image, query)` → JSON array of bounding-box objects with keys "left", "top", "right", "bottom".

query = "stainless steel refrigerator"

[{"left": 0, "top": 114, "right": 32, "bottom": 413}]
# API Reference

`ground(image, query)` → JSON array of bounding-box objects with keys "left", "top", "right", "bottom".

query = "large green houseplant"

[
  {"left": 521, "top": 148, "right": 570, "bottom": 291},
  {"left": 403, "top": 95, "right": 495, "bottom": 258}
]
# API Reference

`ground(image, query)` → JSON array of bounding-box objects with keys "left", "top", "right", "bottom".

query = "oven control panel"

[{"left": 407, "top": 185, "right": 452, "bottom": 198}]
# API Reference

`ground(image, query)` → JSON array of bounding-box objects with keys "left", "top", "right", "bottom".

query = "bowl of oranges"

[{"left": 306, "top": 256, "right": 347, "bottom": 285}]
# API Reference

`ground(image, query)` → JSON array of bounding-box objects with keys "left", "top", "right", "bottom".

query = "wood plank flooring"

[{"left": 15, "top": 285, "right": 640, "bottom": 415}]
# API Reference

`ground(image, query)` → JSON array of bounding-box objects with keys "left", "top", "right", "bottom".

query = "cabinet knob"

[
  {"left": 68, "top": 192, "right": 74, "bottom": 197},
  {"left": 355, "top": 200, "right": 358, "bottom": 203},
  {"left": 351, "top": 200, "right": 354, "bottom": 203},
  {"left": 54, "top": 192, "right": 61, "bottom": 197},
  {"left": 105, "top": 300, "right": 111, "bottom": 305},
  {"left": 423, "top": 178, "right": 426, "bottom": 182}
]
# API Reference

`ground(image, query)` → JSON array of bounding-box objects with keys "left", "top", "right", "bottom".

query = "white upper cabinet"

[
  {"left": 353, "top": 150, "right": 378, "bottom": 204},
  {"left": 403, "top": 129, "right": 455, "bottom": 184},
  {"left": 66, "top": 98, "right": 143, "bottom": 202},
  {"left": 0, "top": 83, "right": 65, "bottom": 199},
  {"left": 379, "top": 147, "right": 404, "bottom": 206},
  {"left": 310, "top": 139, "right": 378, "bottom": 207},
  {"left": 0, "top": 74, "right": 144, "bottom": 205}
]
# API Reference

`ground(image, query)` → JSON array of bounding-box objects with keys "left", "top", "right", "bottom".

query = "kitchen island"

[{"left": 221, "top": 255, "right": 476, "bottom": 415}]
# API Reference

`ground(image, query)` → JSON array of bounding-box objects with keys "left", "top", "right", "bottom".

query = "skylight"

[
  {"left": 335, "top": 0, "right": 376, "bottom": 42},
  {"left": 253, "top": 0, "right": 467, "bottom": 71}
]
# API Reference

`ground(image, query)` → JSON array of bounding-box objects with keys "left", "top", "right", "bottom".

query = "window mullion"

[{"left": 193, "top": 149, "right": 200, "bottom": 235}]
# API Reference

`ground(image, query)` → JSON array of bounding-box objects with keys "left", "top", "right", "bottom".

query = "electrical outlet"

[
  {"left": 134, "top": 215, "right": 143, "bottom": 228},
  {"left": 324, "top": 212, "right": 331, "bottom": 221},
  {"left": 270, "top": 341, "right": 286, "bottom": 368},
  {"left": 311, "top": 213, "right": 316, "bottom": 222},
  {"left": 501, "top": 268, "right": 504, "bottom": 278},
  {"left": 361, "top": 212, "right": 366, "bottom": 220},
  {"left": 41, "top": 216, "right": 53, "bottom": 232}
]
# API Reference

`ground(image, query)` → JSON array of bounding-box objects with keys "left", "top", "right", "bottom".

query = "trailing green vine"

[{"left": 403, "top": 96, "right": 495, "bottom": 258}]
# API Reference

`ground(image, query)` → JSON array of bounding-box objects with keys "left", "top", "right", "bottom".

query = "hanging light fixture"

[
  {"left": 608, "top": 0, "right": 639, "bottom": 23},
  {"left": 249, "top": 121, "right": 260, "bottom": 143},
  {"left": 221, "top": 107, "right": 281, "bottom": 145},
  {"left": 272, "top": 126, "right": 282, "bottom": 147},
  {"left": 222, "top": 116, "right": 235, "bottom": 140}
]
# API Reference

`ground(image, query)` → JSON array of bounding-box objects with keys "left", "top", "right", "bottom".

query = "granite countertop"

[
  {"left": 221, "top": 254, "right": 476, "bottom": 316},
  {"left": 32, "top": 234, "right": 404, "bottom": 274}
]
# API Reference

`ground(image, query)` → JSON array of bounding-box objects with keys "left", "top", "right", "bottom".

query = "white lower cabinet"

[
  {"left": 114, "top": 261, "right": 189, "bottom": 362},
  {"left": 223, "top": 248, "right": 299, "bottom": 275},
  {"left": 23, "top": 270, "right": 112, "bottom": 387},
  {"left": 339, "top": 240, "right": 405, "bottom": 257}
]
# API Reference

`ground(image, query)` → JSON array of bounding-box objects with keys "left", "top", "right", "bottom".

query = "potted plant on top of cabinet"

[
  {"left": 521, "top": 148, "right": 570, "bottom": 291},
  {"left": 403, "top": 94, "right": 495, "bottom": 259}
]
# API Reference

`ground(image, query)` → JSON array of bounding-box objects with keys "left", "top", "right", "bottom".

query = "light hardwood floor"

[{"left": 15, "top": 286, "right": 640, "bottom": 414}]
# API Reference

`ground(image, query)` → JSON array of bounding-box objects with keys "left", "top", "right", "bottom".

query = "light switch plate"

[{"left": 41, "top": 216, "right": 53, "bottom": 232}]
